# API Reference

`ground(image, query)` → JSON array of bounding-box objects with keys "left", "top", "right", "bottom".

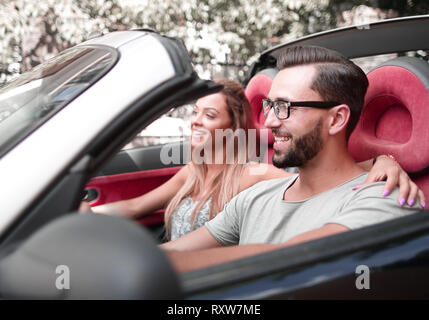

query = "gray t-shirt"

[{"left": 205, "top": 173, "right": 421, "bottom": 246}]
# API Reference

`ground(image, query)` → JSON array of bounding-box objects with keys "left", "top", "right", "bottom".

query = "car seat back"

[
  {"left": 349, "top": 57, "right": 429, "bottom": 198},
  {"left": 245, "top": 69, "right": 278, "bottom": 163}
]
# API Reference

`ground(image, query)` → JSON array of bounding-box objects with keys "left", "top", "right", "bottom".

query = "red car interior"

[
  {"left": 86, "top": 166, "right": 182, "bottom": 226},
  {"left": 349, "top": 57, "right": 429, "bottom": 199},
  {"left": 245, "top": 70, "right": 276, "bottom": 164}
]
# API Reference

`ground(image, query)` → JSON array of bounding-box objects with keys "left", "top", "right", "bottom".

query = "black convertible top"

[{"left": 249, "top": 15, "right": 429, "bottom": 79}]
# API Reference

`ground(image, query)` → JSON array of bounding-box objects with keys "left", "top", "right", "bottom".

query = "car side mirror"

[{"left": 0, "top": 213, "right": 182, "bottom": 299}]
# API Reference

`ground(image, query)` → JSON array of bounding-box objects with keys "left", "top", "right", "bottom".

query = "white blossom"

[{"left": 0, "top": 0, "right": 339, "bottom": 84}]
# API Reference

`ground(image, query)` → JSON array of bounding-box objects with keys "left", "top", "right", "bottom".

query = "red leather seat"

[
  {"left": 349, "top": 57, "right": 429, "bottom": 198},
  {"left": 245, "top": 70, "right": 277, "bottom": 164}
]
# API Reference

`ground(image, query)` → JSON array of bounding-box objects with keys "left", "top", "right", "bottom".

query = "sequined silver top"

[{"left": 169, "top": 197, "right": 211, "bottom": 241}]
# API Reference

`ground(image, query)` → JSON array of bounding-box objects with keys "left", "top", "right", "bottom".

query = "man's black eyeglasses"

[{"left": 262, "top": 98, "right": 340, "bottom": 120}]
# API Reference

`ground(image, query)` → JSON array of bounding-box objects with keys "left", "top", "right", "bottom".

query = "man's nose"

[{"left": 264, "top": 107, "right": 282, "bottom": 129}]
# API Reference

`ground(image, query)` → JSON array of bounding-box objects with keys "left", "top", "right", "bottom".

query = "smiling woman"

[
  {"left": 190, "top": 93, "right": 232, "bottom": 149},
  {"left": 164, "top": 78, "right": 274, "bottom": 240}
]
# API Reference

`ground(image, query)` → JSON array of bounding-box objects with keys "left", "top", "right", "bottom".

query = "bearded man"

[{"left": 161, "top": 45, "right": 422, "bottom": 272}]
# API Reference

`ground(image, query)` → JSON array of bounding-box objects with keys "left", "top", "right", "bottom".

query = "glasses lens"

[
  {"left": 275, "top": 101, "right": 289, "bottom": 119},
  {"left": 262, "top": 99, "right": 271, "bottom": 117}
]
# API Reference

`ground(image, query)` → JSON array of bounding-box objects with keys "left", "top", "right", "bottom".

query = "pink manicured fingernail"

[
  {"left": 423, "top": 202, "right": 426, "bottom": 208},
  {"left": 352, "top": 185, "right": 360, "bottom": 190},
  {"left": 382, "top": 189, "right": 390, "bottom": 197},
  {"left": 400, "top": 198, "right": 406, "bottom": 206},
  {"left": 408, "top": 199, "right": 415, "bottom": 206}
]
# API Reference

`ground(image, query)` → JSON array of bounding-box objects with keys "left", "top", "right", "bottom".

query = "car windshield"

[{"left": 0, "top": 46, "right": 118, "bottom": 157}]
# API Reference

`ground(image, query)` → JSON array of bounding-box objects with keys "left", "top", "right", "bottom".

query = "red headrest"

[
  {"left": 245, "top": 71, "right": 277, "bottom": 146},
  {"left": 349, "top": 57, "right": 429, "bottom": 174}
]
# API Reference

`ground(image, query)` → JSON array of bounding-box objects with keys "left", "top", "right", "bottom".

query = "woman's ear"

[{"left": 327, "top": 104, "right": 351, "bottom": 136}]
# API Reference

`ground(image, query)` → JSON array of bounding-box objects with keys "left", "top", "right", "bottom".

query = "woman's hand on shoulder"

[{"left": 354, "top": 155, "right": 426, "bottom": 208}]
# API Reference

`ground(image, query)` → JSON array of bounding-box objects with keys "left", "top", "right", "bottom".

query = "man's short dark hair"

[{"left": 276, "top": 45, "right": 369, "bottom": 139}]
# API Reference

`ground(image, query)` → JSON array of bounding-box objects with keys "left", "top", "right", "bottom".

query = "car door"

[
  {"left": 0, "top": 31, "right": 220, "bottom": 249},
  {"left": 182, "top": 211, "right": 429, "bottom": 299}
]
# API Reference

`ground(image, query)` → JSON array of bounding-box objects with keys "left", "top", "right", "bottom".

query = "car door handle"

[{"left": 82, "top": 188, "right": 99, "bottom": 202}]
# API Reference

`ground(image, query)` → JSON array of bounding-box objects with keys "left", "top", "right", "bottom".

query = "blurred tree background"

[{"left": 0, "top": 0, "right": 427, "bottom": 85}]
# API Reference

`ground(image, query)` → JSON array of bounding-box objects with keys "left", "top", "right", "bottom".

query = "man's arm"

[
  {"left": 160, "top": 226, "right": 223, "bottom": 251},
  {"left": 163, "top": 223, "right": 349, "bottom": 273}
]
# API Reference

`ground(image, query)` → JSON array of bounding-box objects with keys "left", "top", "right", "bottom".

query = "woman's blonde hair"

[{"left": 164, "top": 78, "right": 256, "bottom": 239}]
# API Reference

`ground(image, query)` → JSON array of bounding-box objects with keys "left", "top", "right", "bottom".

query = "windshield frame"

[{"left": 0, "top": 44, "right": 119, "bottom": 158}]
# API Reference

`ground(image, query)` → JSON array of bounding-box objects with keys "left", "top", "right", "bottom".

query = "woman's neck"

[{"left": 205, "top": 164, "right": 225, "bottom": 178}]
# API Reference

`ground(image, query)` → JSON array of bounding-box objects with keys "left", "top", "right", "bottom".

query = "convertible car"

[{"left": 0, "top": 15, "right": 428, "bottom": 300}]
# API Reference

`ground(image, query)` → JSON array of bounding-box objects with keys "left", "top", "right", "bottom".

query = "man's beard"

[{"left": 272, "top": 119, "right": 324, "bottom": 169}]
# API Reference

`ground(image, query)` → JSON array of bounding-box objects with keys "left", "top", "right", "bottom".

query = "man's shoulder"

[
  {"left": 241, "top": 174, "right": 298, "bottom": 197},
  {"left": 336, "top": 174, "right": 396, "bottom": 205},
  {"left": 342, "top": 176, "right": 423, "bottom": 216}
]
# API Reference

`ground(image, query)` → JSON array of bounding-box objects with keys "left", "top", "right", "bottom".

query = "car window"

[
  {"left": 0, "top": 46, "right": 118, "bottom": 157},
  {"left": 351, "top": 53, "right": 398, "bottom": 73},
  {"left": 122, "top": 105, "right": 193, "bottom": 150}
]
